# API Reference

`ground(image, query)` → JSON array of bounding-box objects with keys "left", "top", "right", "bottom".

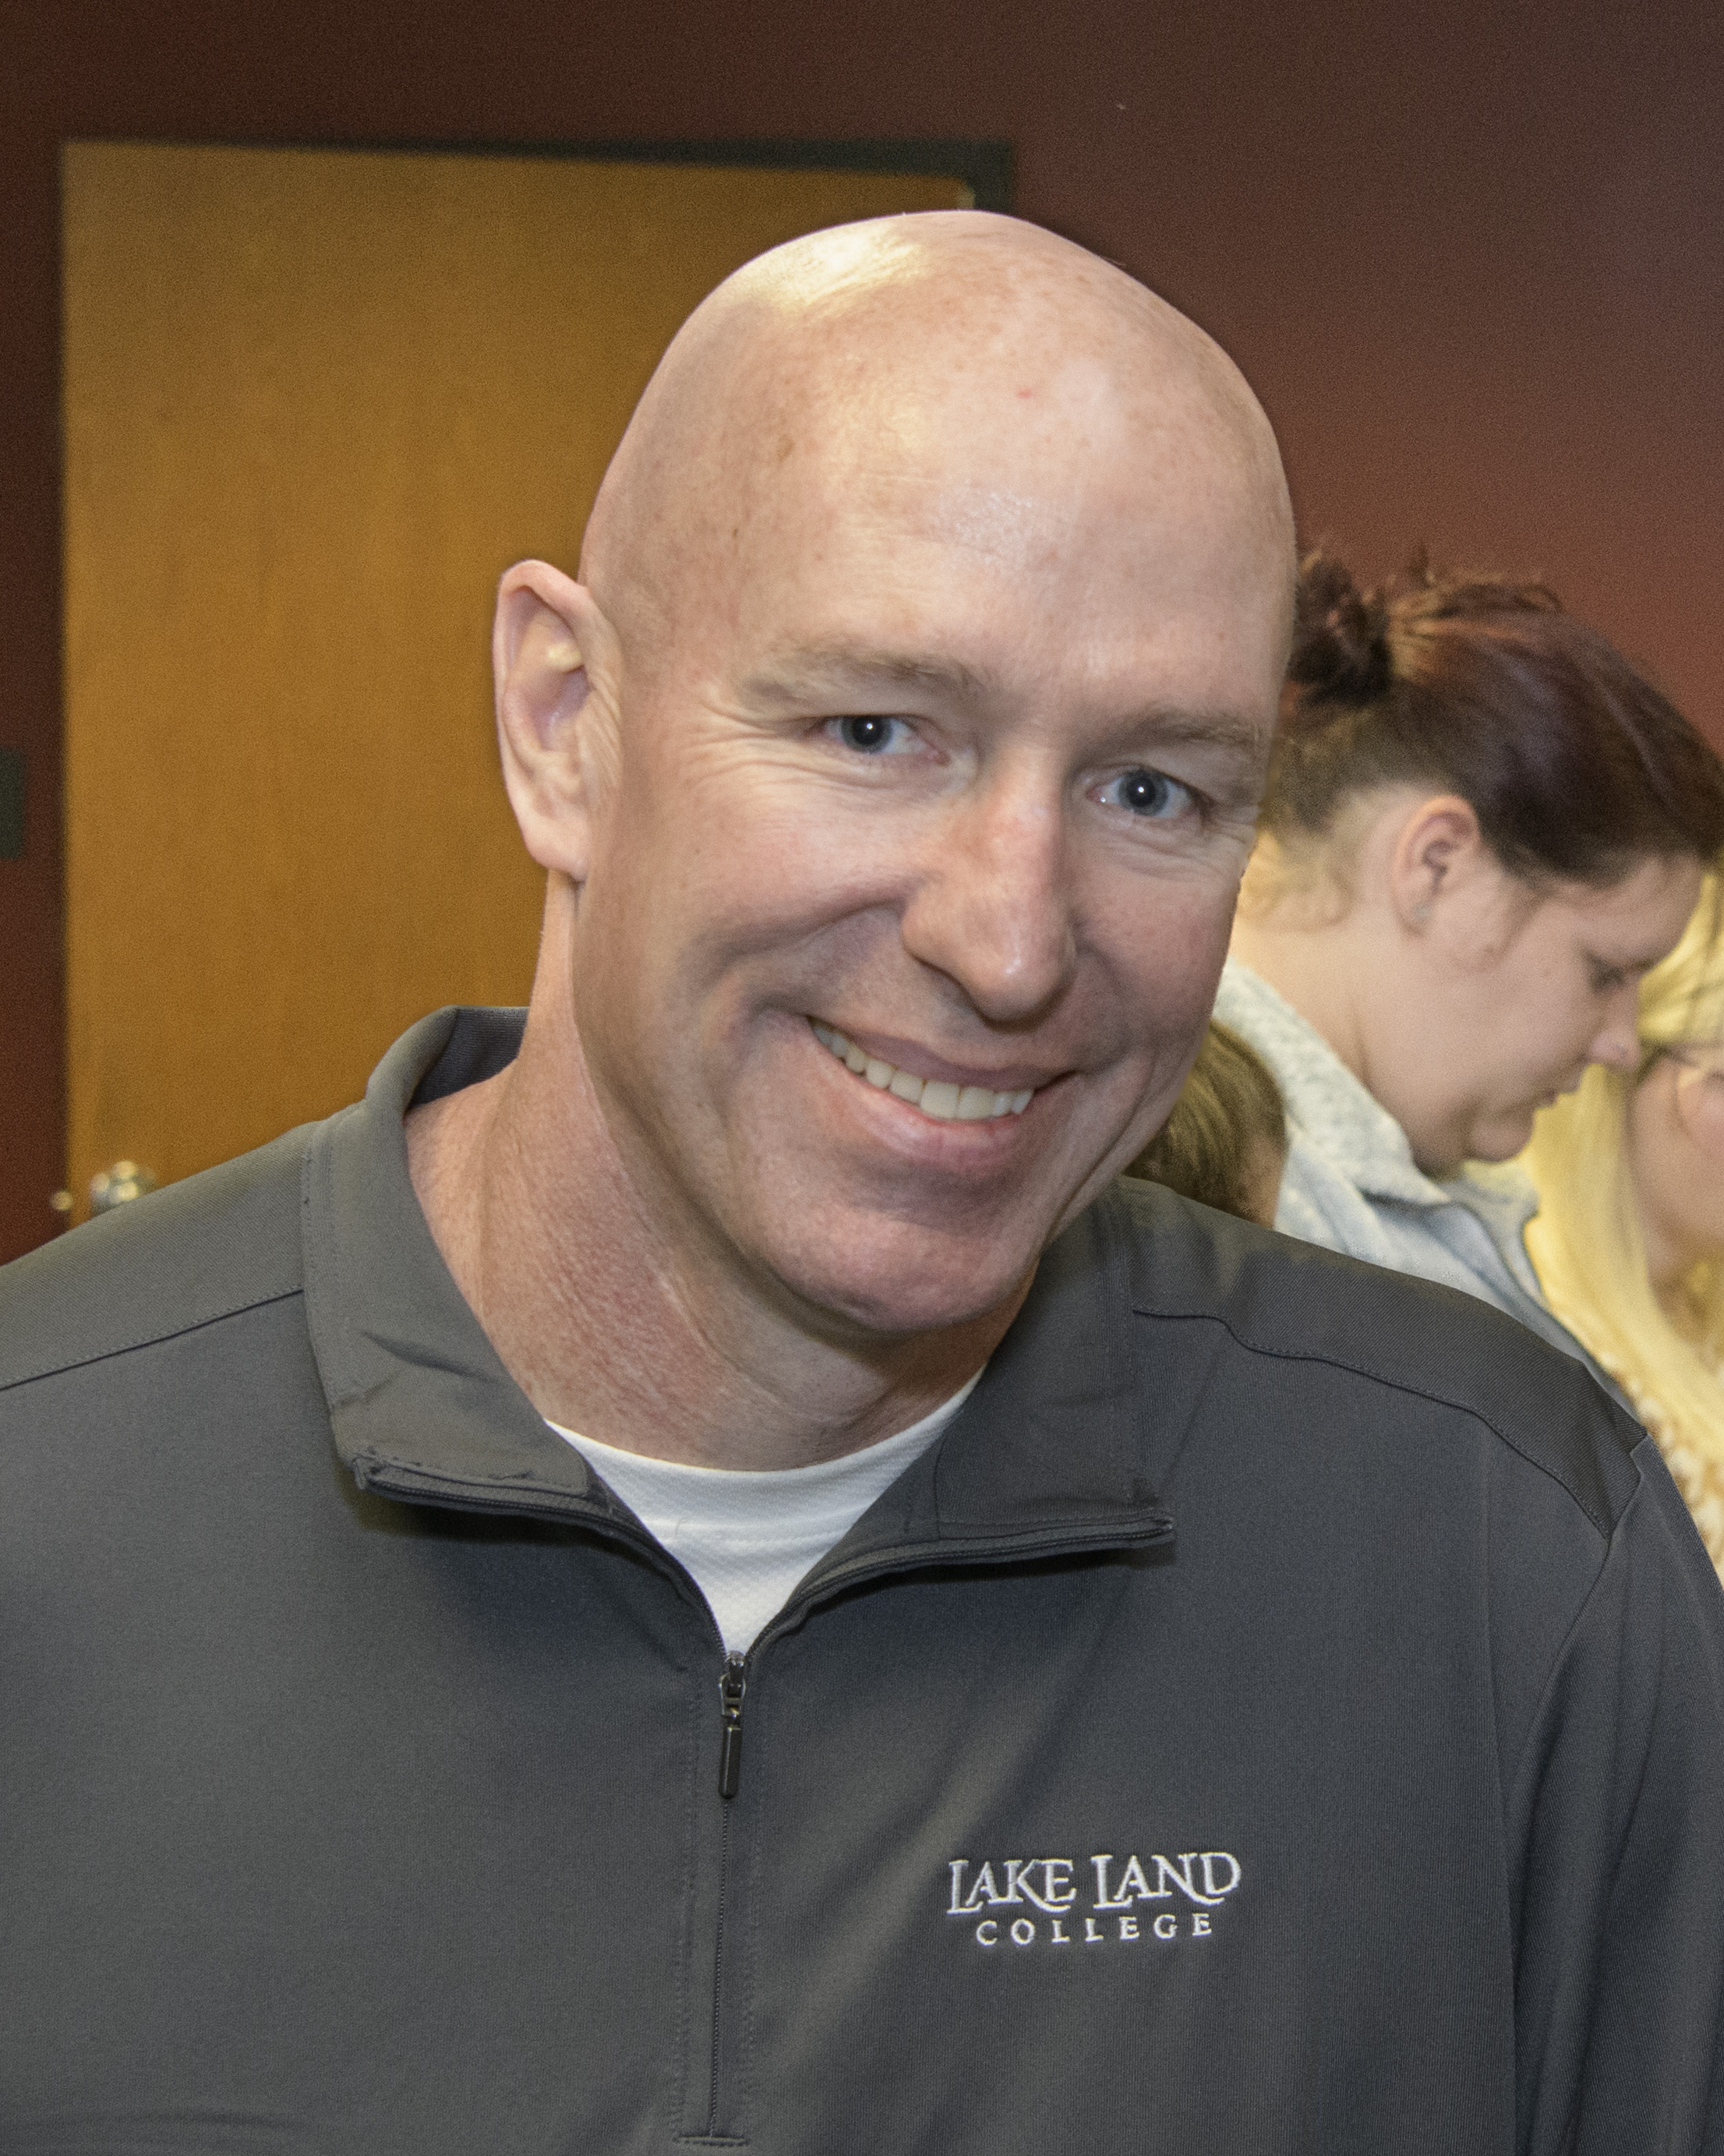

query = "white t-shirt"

[{"left": 547, "top": 1375, "right": 980, "bottom": 1654}]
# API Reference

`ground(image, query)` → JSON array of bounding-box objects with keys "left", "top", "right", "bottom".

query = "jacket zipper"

[
  {"left": 718, "top": 1651, "right": 747, "bottom": 1799},
  {"left": 705, "top": 1652, "right": 748, "bottom": 2134}
]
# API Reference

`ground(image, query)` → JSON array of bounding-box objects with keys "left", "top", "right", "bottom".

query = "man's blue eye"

[
  {"left": 836, "top": 715, "right": 905, "bottom": 754},
  {"left": 1106, "top": 767, "right": 1189, "bottom": 818}
]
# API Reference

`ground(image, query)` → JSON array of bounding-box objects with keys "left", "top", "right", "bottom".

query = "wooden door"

[{"left": 61, "top": 143, "right": 969, "bottom": 1222}]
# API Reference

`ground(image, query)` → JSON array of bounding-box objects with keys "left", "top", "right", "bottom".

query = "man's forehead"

[
  {"left": 726, "top": 440, "right": 1288, "bottom": 654},
  {"left": 882, "top": 478, "right": 1080, "bottom": 576},
  {"left": 724, "top": 335, "right": 1285, "bottom": 610},
  {"left": 747, "top": 322, "right": 1244, "bottom": 499}
]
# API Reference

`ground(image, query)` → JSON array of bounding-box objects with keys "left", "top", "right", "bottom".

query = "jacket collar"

[{"left": 301, "top": 1009, "right": 1172, "bottom": 1562}]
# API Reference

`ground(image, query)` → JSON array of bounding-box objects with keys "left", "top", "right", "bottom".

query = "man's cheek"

[{"left": 1124, "top": 945, "right": 1231, "bottom": 1048}]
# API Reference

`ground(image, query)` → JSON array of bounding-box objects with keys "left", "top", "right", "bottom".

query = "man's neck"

[{"left": 405, "top": 1001, "right": 1015, "bottom": 1472}]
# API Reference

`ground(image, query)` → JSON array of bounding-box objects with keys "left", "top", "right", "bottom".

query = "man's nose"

[{"left": 898, "top": 779, "right": 1078, "bottom": 1023}]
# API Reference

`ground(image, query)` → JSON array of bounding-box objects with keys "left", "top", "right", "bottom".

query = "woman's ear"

[
  {"left": 492, "top": 559, "right": 621, "bottom": 882},
  {"left": 1387, "top": 793, "right": 1485, "bottom": 931}
]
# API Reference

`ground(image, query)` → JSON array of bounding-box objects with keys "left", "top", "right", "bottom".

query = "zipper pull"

[{"left": 718, "top": 1652, "right": 747, "bottom": 1800}]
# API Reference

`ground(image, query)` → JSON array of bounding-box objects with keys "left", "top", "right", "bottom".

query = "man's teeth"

[{"left": 810, "top": 1022, "right": 1033, "bottom": 1122}]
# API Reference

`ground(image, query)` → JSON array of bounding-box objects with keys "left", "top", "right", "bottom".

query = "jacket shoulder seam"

[
  {"left": 1135, "top": 1302, "right": 1615, "bottom": 1539},
  {"left": 1500, "top": 1471, "right": 1654, "bottom": 1826},
  {"left": 0, "top": 1285, "right": 306, "bottom": 1396}
]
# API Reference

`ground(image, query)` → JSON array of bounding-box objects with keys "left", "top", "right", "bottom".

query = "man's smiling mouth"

[{"left": 810, "top": 1020, "right": 1035, "bottom": 1122}]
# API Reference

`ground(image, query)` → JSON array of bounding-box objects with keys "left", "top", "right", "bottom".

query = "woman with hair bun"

[
  {"left": 1522, "top": 885, "right": 1724, "bottom": 1568},
  {"left": 1216, "top": 550, "right": 1724, "bottom": 1371}
]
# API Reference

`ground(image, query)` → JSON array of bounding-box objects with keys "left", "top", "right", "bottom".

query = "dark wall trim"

[
  {"left": 0, "top": 749, "right": 23, "bottom": 861},
  {"left": 506, "top": 139, "right": 1014, "bottom": 212},
  {"left": 70, "top": 136, "right": 1015, "bottom": 214}
]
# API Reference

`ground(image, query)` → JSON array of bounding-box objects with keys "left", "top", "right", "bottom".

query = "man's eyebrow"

[
  {"left": 1117, "top": 708, "right": 1268, "bottom": 759},
  {"left": 741, "top": 645, "right": 1001, "bottom": 706}
]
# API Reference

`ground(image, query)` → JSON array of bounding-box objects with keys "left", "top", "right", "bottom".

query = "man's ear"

[
  {"left": 493, "top": 558, "right": 621, "bottom": 882},
  {"left": 1387, "top": 793, "right": 1485, "bottom": 931}
]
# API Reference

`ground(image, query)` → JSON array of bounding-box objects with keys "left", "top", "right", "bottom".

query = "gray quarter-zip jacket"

[{"left": 4, "top": 1008, "right": 1724, "bottom": 2155}]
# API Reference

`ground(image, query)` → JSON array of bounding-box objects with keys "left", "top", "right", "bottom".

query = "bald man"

[{"left": 3, "top": 215, "right": 1722, "bottom": 2154}]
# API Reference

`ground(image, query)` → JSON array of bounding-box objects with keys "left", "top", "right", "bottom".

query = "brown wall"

[{"left": 5, "top": 0, "right": 1722, "bottom": 1259}]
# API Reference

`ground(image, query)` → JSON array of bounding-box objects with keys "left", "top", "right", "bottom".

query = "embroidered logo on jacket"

[{"left": 945, "top": 1852, "right": 1242, "bottom": 1948}]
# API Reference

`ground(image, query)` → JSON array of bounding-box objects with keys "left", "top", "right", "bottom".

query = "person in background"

[
  {"left": 1523, "top": 878, "right": 1724, "bottom": 1570},
  {"left": 1217, "top": 550, "right": 1724, "bottom": 1373},
  {"left": 1125, "top": 1020, "right": 1286, "bottom": 1227}
]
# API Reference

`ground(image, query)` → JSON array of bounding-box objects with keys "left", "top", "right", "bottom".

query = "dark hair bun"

[
  {"left": 1263, "top": 545, "right": 1724, "bottom": 887},
  {"left": 1288, "top": 550, "right": 1393, "bottom": 705}
]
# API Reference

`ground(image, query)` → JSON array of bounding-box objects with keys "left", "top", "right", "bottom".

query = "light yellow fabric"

[{"left": 1521, "top": 882, "right": 1724, "bottom": 1578}]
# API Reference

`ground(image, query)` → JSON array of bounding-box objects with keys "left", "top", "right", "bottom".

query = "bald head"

[
  {"left": 488, "top": 209, "right": 1298, "bottom": 1366},
  {"left": 581, "top": 211, "right": 1293, "bottom": 672}
]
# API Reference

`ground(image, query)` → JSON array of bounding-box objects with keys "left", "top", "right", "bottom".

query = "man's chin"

[{"left": 761, "top": 1220, "right": 1044, "bottom": 1342}]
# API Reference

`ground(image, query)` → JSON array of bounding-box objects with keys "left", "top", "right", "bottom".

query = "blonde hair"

[
  {"left": 1522, "top": 878, "right": 1724, "bottom": 1571},
  {"left": 1126, "top": 1022, "right": 1286, "bottom": 1224}
]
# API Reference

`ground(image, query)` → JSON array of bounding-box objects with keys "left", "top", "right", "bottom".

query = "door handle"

[{"left": 88, "top": 1161, "right": 159, "bottom": 1214}]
